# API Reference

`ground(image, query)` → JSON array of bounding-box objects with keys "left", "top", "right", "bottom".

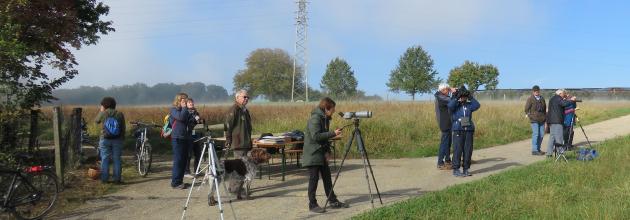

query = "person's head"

[
  {"left": 318, "top": 97, "right": 337, "bottom": 117},
  {"left": 438, "top": 83, "right": 450, "bottom": 95},
  {"left": 532, "top": 85, "right": 541, "bottom": 96},
  {"left": 173, "top": 93, "right": 189, "bottom": 108},
  {"left": 187, "top": 98, "right": 195, "bottom": 109},
  {"left": 555, "top": 89, "right": 567, "bottom": 98},
  {"left": 234, "top": 89, "right": 249, "bottom": 106},
  {"left": 100, "top": 97, "right": 116, "bottom": 110}
]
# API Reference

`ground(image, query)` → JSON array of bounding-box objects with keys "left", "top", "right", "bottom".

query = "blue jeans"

[
  {"left": 437, "top": 130, "right": 452, "bottom": 165},
  {"left": 530, "top": 123, "right": 545, "bottom": 152},
  {"left": 99, "top": 138, "right": 123, "bottom": 182},
  {"left": 171, "top": 138, "right": 190, "bottom": 187},
  {"left": 452, "top": 131, "right": 474, "bottom": 170}
]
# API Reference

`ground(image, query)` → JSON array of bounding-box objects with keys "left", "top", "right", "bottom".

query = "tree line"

[{"left": 51, "top": 82, "right": 230, "bottom": 105}]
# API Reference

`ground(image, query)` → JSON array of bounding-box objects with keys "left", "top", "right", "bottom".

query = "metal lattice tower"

[{"left": 291, "top": 0, "right": 308, "bottom": 102}]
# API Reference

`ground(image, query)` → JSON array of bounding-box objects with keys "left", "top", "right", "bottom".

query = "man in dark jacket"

[
  {"left": 448, "top": 86, "right": 480, "bottom": 177},
  {"left": 524, "top": 85, "right": 546, "bottom": 155},
  {"left": 546, "top": 89, "right": 576, "bottom": 157},
  {"left": 434, "top": 84, "right": 453, "bottom": 169},
  {"left": 225, "top": 89, "right": 253, "bottom": 195}
]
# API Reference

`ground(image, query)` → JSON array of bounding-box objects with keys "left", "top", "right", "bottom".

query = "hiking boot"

[
  {"left": 172, "top": 183, "right": 187, "bottom": 190},
  {"left": 463, "top": 169, "right": 472, "bottom": 177},
  {"left": 329, "top": 201, "right": 349, "bottom": 209},
  {"left": 453, "top": 169, "right": 463, "bottom": 177},
  {"left": 437, "top": 164, "right": 445, "bottom": 170},
  {"left": 445, "top": 160, "right": 452, "bottom": 165},
  {"left": 309, "top": 205, "right": 326, "bottom": 213},
  {"left": 532, "top": 151, "right": 544, "bottom": 156},
  {"left": 184, "top": 173, "right": 194, "bottom": 178}
]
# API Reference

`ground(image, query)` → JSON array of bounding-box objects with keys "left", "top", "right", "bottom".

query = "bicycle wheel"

[
  {"left": 137, "top": 143, "right": 152, "bottom": 177},
  {"left": 12, "top": 171, "right": 58, "bottom": 220}
]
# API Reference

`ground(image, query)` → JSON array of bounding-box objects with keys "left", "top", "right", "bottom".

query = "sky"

[{"left": 68, "top": 0, "right": 630, "bottom": 100}]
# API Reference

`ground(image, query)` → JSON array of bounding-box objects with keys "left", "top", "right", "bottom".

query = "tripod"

[
  {"left": 324, "top": 118, "right": 382, "bottom": 211},
  {"left": 181, "top": 136, "right": 236, "bottom": 220},
  {"left": 569, "top": 114, "right": 593, "bottom": 149}
]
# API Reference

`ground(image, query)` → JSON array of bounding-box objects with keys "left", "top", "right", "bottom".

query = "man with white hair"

[
  {"left": 225, "top": 89, "right": 253, "bottom": 195},
  {"left": 434, "top": 83, "right": 454, "bottom": 169},
  {"left": 546, "top": 89, "right": 576, "bottom": 157}
]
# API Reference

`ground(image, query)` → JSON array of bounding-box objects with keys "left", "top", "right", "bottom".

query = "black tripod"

[
  {"left": 568, "top": 114, "right": 593, "bottom": 149},
  {"left": 324, "top": 118, "right": 383, "bottom": 211}
]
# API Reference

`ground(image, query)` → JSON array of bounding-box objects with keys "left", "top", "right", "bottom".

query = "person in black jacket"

[
  {"left": 546, "top": 89, "right": 576, "bottom": 157},
  {"left": 434, "top": 84, "right": 454, "bottom": 169}
]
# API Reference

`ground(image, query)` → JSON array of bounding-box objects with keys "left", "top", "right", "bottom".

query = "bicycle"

[
  {"left": 0, "top": 153, "right": 59, "bottom": 220},
  {"left": 131, "top": 121, "right": 161, "bottom": 177}
]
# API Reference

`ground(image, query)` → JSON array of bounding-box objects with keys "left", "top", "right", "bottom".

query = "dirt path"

[{"left": 52, "top": 115, "right": 630, "bottom": 220}]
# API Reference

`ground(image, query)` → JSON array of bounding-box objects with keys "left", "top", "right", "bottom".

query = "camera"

[
  {"left": 452, "top": 86, "right": 471, "bottom": 100},
  {"left": 339, "top": 111, "right": 372, "bottom": 119}
]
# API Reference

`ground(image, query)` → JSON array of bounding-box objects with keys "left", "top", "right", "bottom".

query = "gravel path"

[{"left": 52, "top": 115, "right": 630, "bottom": 220}]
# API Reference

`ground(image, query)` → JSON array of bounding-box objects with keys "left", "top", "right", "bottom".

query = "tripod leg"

[
  {"left": 208, "top": 143, "right": 226, "bottom": 220},
  {"left": 356, "top": 129, "right": 383, "bottom": 205},
  {"left": 323, "top": 129, "right": 356, "bottom": 211},
  {"left": 356, "top": 131, "right": 375, "bottom": 208},
  {"left": 577, "top": 121, "right": 593, "bottom": 149},
  {"left": 181, "top": 142, "right": 209, "bottom": 220}
]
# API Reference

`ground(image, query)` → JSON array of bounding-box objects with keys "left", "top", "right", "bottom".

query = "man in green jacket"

[
  {"left": 524, "top": 85, "right": 546, "bottom": 156},
  {"left": 225, "top": 89, "right": 252, "bottom": 195},
  {"left": 303, "top": 97, "right": 349, "bottom": 213}
]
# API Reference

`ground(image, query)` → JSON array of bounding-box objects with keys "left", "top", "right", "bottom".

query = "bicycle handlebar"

[{"left": 130, "top": 121, "right": 161, "bottom": 128}]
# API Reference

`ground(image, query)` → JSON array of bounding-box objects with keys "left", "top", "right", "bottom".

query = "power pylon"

[{"left": 291, "top": 0, "right": 308, "bottom": 102}]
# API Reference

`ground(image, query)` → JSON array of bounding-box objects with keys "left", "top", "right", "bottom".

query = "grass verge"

[{"left": 354, "top": 135, "right": 630, "bottom": 219}]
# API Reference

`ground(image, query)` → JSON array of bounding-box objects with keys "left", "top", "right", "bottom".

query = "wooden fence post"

[
  {"left": 28, "top": 109, "right": 40, "bottom": 153},
  {"left": 68, "top": 108, "right": 82, "bottom": 169},
  {"left": 52, "top": 106, "right": 64, "bottom": 185}
]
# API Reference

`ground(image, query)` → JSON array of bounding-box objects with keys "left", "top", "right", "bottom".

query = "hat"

[{"left": 532, "top": 85, "right": 540, "bottom": 91}]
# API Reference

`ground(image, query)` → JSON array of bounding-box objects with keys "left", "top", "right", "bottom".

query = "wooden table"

[{"left": 254, "top": 140, "right": 304, "bottom": 181}]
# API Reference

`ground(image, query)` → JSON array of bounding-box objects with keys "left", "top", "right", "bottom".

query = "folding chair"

[{"left": 554, "top": 142, "right": 568, "bottom": 163}]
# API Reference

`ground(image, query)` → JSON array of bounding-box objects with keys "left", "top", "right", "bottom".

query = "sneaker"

[
  {"left": 309, "top": 205, "right": 326, "bottom": 213},
  {"left": 462, "top": 169, "right": 472, "bottom": 177},
  {"left": 532, "top": 151, "right": 544, "bottom": 156},
  {"left": 184, "top": 174, "right": 194, "bottom": 178},
  {"left": 453, "top": 169, "right": 463, "bottom": 177},
  {"left": 445, "top": 160, "right": 452, "bottom": 164},
  {"left": 172, "top": 183, "right": 187, "bottom": 190},
  {"left": 329, "top": 201, "right": 349, "bottom": 209},
  {"left": 437, "top": 164, "right": 445, "bottom": 170}
]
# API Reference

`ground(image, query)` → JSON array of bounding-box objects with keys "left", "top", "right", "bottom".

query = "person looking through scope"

[
  {"left": 448, "top": 86, "right": 481, "bottom": 177},
  {"left": 303, "top": 97, "right": 349, "bottom": 213}
]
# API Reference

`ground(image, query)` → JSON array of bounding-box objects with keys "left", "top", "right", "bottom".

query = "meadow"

[
  {"left": 353, "top": 134, "right": 630, "bottom": 219},
  {"left": 40, "top": 100, "right": 630, "bottom": 158}
]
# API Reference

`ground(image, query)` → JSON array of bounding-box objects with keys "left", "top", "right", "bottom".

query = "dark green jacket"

[
  {"left": 225, "top": 103, "right": 252, "bottom": 150},
  {"left": 302, "top": 107, "right": 336, "bottom": 167},
  {"left": 95, "top": 109, "right": 126, "bottom": 140}
]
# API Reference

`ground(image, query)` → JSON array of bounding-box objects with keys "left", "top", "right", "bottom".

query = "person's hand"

[
  {"left": 334, "top": 128, "right": 342, "bottom": 136},
  {"left": 450, "top": 87, "right": 457, "bottom": 93},
  {"left": 570, "top": 96, "right": 577, "bottom": 101}
]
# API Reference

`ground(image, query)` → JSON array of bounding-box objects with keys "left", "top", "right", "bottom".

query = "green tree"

[
  {"left": 233, "top": 48, "right": 303, "bottom": 101},
  {"left": 447, "top": 60, "right": 499, "bottom": 92},
  {"left": 320, "top": 57, "right": 358, "bottom": 99},
  {"left": 387, "top": 45, "right": 440, "bottom": 100},
  {"left": 1, "top": 0, "right": 113, "bottom": 149}
]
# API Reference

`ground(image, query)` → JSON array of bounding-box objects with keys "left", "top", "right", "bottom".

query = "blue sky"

[{"left": 68, "top": 0, "right": 630, "bottom": 100}]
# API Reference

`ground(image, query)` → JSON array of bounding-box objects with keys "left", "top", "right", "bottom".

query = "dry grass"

[{"left": 39, "top": 100, "right": 630, "bottom": 158}]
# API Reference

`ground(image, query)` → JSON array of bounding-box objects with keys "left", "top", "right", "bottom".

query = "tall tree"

[
  {"left": 387, "top": 45, "right": 440, "bottom": 100},
  {"left": 320, "top": 57, "right": 358, "bottom": 99},
  {"left": 233, "top": 48, "right": 303, "bottom": 101},
  {"left": 1, "top": 0, "right": 113, "bottom": 149},
  {"left": 447, "top": 60, "right": 499, "bottom": 92}
]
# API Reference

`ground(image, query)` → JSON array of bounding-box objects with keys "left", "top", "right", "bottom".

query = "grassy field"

[
  {"left": 353, "top": 135, "right": 630, "bottom": 220},
  {"left": 38, "top": 100, "right": 630, "bottom": 158}
]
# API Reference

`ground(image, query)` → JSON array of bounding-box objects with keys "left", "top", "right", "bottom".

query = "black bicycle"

[
  {"left": 0, "top": 154, "right": 58, "bottom": 220},
  {"left": 131, "top": 121, "right": 161, "bottom": 177}
]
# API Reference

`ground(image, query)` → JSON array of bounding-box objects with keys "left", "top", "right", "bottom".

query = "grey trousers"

[
  {"left": 546, "top": 124, "right": 564, "bottom": 156},
  {"left": 229, "top": 149, "right": 250, "bottom": 194}
]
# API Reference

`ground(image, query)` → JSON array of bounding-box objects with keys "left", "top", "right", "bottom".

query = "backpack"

[
  {"left": 103, "top": 112, "right": 122, "bottom": 139},
  {"left": 161, "top": 114, "right": 175, "bottom": 138}
]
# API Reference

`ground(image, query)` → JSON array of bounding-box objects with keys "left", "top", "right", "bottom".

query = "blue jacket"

[
  {"left": 170, "top": 106, "right": 190, "bottom": 139},
  {"left": 448, "top": 97, "right": 481, "bottom": 131},
  {"left": 563, "top": 102, "right": 577, "bottom": 127}
]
